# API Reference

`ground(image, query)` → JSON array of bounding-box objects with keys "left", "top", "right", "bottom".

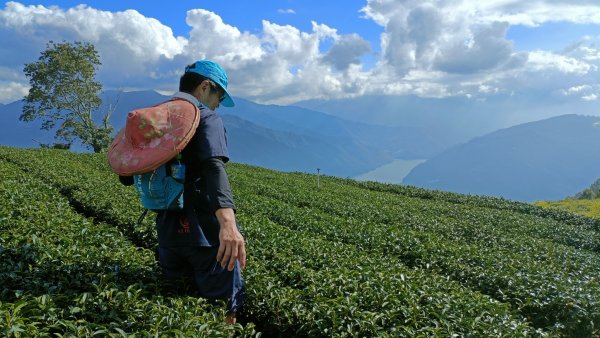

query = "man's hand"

[{"left": 215, "top": 208, "right": 246, "bottom": 271}]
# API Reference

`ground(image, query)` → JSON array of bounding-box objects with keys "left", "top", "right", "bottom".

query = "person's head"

[{"left": 179, "top": 60, "right": 235, "bottom": 110}]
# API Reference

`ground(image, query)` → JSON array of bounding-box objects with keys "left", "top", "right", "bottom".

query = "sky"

[{"left": 1, "top": 0, "right": 600, "bottom": 108}]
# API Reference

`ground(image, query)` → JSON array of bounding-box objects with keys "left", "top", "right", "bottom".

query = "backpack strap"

[
  {"left": 170, "top": 92, "right": 202, "bottom": 110},
  {"left": 137, "top": 208, "right": 148, "bottom": 226}
]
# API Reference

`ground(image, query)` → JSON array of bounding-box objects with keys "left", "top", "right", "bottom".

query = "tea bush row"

[
  {"left": 0, "top": 157, "right": 252, "bottom": 337},
  {"left": 0, "top": 147, "right": 545, "bottom": 336}
]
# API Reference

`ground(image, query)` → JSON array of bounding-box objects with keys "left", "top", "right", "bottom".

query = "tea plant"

[
  {"left": 0, "top": 155, "right": 254, "bottom": 337},
  {"left": 3, "top": 146, "right": 599, "bottom": 336}
]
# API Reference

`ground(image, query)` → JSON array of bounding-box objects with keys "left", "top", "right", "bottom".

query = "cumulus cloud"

[
  {"left": 185, "top": 9, "right": 263, "bottom": 64},
  {"left": 0, "top": 0, "right": 600, "bottom": 106},
  {"left": 0, "top": 81, "right": 29, "bottom": 103},
  {"left": 434, "top": 22, "right": 513, "bottom": 74},
  {"left": 474, "top": 2, "right": 600, "bottom": 26},
  {"left": 527, "top": 51, "right": 595, "bottom": 74},
  {"left": 564, "top": 85, "right": 592, "bottom": 94},
  {"left": 0, "top": 1, "right": 186, "bottom": 89},
  {"left": 360, "top": 0, "right": 600, "bottom": 99},
  {"left": 230, "top": 21, "right": 371, "bottom": 103},
  {"left": 0, "top": 2, "right": 371, "bottom": 104},
  {"left": 366, "top": 1, "right": 517, "bottom": 75},
  {"left": 0, "top": 2, "right": 185, "bottom": 60},
  {"left": 562, "top": 84, "right": 600, "bottom": 101},
  {"left": 321, "top": 33, "right": 371, "bottom": 71},
  {"left": 0, "top": 66, "right": 31, "bottom": 102},
  {"left": 580, "top": 46, "right": 600, "bottom": 61}
]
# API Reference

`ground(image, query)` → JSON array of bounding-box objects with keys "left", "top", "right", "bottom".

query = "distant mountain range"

[
  {"left": 0, "top": 90, "right": 443, "bottom": 177},
  {"left": 3, "top": 90, "right": 599, "bottom": 201},
  {"left": 296, "top": 93, "right": 600, "bottom": 146},
  {"left": 403, "top": 114, "right": 600, "bottom": 202}
]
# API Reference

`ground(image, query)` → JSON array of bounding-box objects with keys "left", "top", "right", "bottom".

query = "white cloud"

[
  {"left": 0, "top": 81, "right": 29, "bottom": 103},
  {"left": 434, "top": 22, "right": 513, "bottom": 74},
  {"left": 231, "top": 21, "right": 373, "bottom": 103},
  {"left": 363, "top": 1, "right": 520, "bottom": 77},
  {"left": 0, "top": 2, "right": 185, "bottom": 59},
  {"left": 474, "top": 2, "right": 600, "bottom": 26},
  {"left": 185, "top": 9, "right": 263, "bottom": 65},
  {"left": 564, "top": 85, "right": 592, "bottom": 94},
  {"left": 479, "top": 85, "right": 499, "bottom": 94},
  {"left": 0, "top": 1, "right": 187, "bottom": 89},
  {"left": 0, "top": 0, "right": 599, "bottom": 107},
  {"left": 321, "top": 33, "right": 371, "bottom": 71},
  {"left": 359, "top": 0, "right": 600, "bottom": 101},
  {"left": 277, "top": 9, "right": 296, "bottom": 14},
  {"left": 261, "top": 21, "right": 320, "bottom": 64},
  {"left": 562, "top": 84, "right": 600, "bottom": 101},
  {"left": 580, "top": 46, "right": 600, "bottom": 61},
  {"left": 170, "top": 13, "right": 368, "bottom": 104},
  {"left": 527, "top": 51, "right": 595, "bottom": 74}
]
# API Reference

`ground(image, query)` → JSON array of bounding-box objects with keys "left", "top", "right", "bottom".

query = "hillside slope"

[
  {"left": 404, "top": 114, "right": 600, "bottom": 202},
  {"left": 1, "top": 147, "right": 600, "bottom": 336},
  {"left": 223, "top": 114, "right": 392, "bottom": 176}
]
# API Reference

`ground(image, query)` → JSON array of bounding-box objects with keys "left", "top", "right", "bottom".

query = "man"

[
  {"left": 159, "top": 60, "right": 245, "bottom": 324},
  {"left": 113, "top": 60, "right": 246, "bottom": 324}
]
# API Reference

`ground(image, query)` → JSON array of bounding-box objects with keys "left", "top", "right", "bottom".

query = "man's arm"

[
  {"left": 200, "top": 157, "right": 246, "bottom": 271},
  {"left": 215, "top": 208, "right": 246, "bottom": 271}
]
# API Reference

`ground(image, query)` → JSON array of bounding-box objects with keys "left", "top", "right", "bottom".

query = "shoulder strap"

[{"left": 168, "top": 97, "right": 202, "bottom": 121}]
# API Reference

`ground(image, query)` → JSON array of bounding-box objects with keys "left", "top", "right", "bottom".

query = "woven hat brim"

[{"left": 107, "top": 99, "right": 200, "bottom": 176}]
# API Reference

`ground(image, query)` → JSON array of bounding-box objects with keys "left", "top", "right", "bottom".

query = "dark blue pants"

[{"left": 158, "top": 245, "right": 244, "bottom": 313}]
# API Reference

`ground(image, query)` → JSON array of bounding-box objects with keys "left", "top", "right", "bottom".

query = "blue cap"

[{"left": 185, "top": 60, "right": 235, "bottom": 107}]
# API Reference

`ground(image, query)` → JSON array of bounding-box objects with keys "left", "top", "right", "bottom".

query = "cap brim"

[{"left": 221, "top": 89, "right": 235, "bottom": 107}]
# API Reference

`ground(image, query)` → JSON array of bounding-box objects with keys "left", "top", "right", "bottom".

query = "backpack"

[
  {"left": 107, "top": 96, "right": 201, "bottom": 215},
  {"left": 133, "top": 155, "right": 186, "bottom": 211}
]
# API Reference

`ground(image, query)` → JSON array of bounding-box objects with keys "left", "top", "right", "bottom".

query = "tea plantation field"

[{"left": 1, "top": 146, "right": 600, "bottom": 337}]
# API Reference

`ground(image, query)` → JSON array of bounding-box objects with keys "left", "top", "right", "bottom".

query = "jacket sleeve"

[{"left": 198, "top": 157, "right": 236, "bottom": 212}]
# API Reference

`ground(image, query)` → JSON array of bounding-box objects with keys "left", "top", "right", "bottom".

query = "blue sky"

[
  {"left": 1, "top": 0, "right": 600, "bottom": 111},
  {"left": 19, "top": 0, "right": 384, "bottom": 43}
]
